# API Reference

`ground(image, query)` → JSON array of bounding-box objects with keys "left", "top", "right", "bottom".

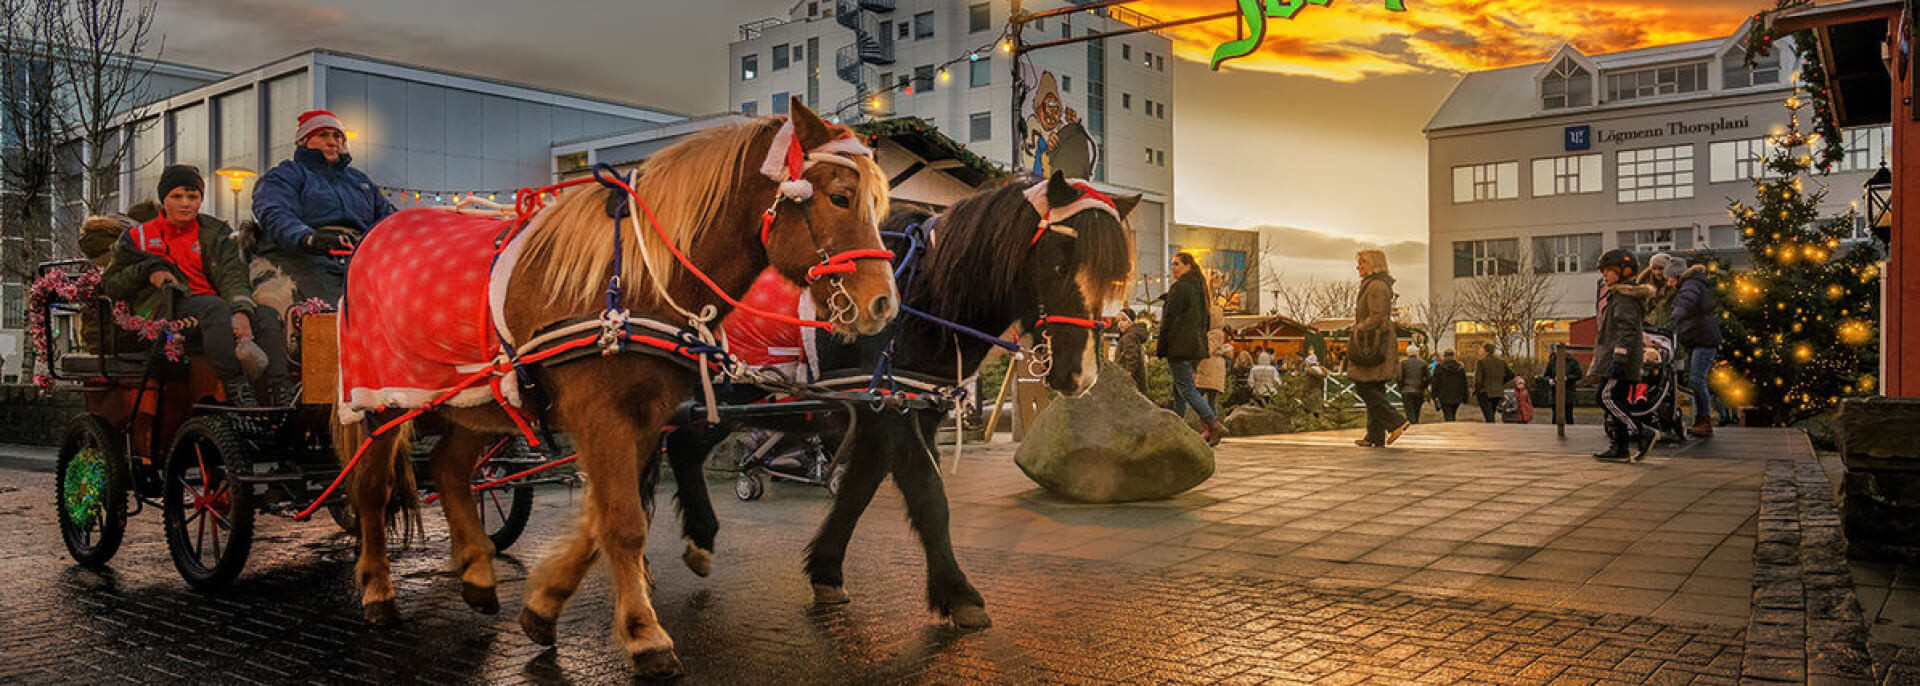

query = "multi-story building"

[
  {"left": 730, "top": 0, "right": 1176, "bottom": 297},
  {"left": 1170, "top": 223, "right": 1261, "bottom": 314},
  {"left": 1425, "top": 22, "right": 1891, "bottom": 359}
]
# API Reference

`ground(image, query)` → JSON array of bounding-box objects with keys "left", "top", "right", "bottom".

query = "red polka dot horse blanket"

[{"left": 338, "top": 207, "right": 517, "bottom": 421}]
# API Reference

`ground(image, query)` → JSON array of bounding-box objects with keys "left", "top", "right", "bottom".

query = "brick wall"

[{"left": 0, "top": 385, "right": 83, "bottom": 446}]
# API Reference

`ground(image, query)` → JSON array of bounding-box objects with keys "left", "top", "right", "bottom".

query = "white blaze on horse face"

[{"left": 1070, "top": 269, "right": 1103, "bottom": 396}]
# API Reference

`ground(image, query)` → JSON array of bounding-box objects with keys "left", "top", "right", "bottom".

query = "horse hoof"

[
  {"left": 812, "top": 584, "right": 850, "bottom": 605},
  {"left": 948, "top": 604, "right": 992, "bottom": 630},
  {"left": 519, "top": 607, "right": 557, "bottom": 646},
  {"left": 462, "top": 582, "right": 500, "bottom": 615},
  {"left": 628, "top": 647, "right": 685, "bottom": 680},
  {"left": 682, "top": 541, "right": 712, "bottom": 578},
  {"left": 363, "top": 600, "right": 401, "bottom": 626}
]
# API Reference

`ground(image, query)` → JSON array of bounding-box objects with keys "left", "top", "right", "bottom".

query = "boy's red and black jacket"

[{"left": 101, "top": 212, "right": 255, "bottom": 316}]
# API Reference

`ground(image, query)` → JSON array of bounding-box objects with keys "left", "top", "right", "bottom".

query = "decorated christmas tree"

[{"left": 1717, "top": 91, "right": 1881, "bottom": 425}]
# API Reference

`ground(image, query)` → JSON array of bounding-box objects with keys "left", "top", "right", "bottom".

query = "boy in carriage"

[
  {"left": 102, "top": 165, "right": 295, "bottom": 407},
  {"left": 1586, "top": 249, "right": 1658, "bottom": 462}
]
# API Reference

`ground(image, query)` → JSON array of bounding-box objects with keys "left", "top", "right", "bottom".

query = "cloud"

[
  {"left": 1248, "top": 223, "right": 1429, "bottom": 291},
  {"left": 1123, "top": 0, "right": 1755, "bottom": 81}
]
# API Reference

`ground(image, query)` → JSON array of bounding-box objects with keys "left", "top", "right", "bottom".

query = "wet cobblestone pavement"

[{"left": 0, "top": 426, "right": 1878, "bottom": 684}]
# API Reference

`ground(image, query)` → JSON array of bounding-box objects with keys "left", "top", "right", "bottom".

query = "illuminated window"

[
  {"left": 1531, "top": 154, "right": 1602, "bottom": 196},
  {"left": 1617, "top": 145, "right": 1695, "bottom": 202},
  {"left": 1451, "top": 162, "right": 1519, "bottom": 203},
  {"left": 1710, "top": 138, "right": 1779, "bottom": 183}
]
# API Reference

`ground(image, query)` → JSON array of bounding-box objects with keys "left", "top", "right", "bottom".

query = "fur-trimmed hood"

[
  {"left": 1674, "top": 264, "right": 1708, "bottom": 282},
  {"left": 1610, "top": 280, "right": 1657, "bottom": 299}
]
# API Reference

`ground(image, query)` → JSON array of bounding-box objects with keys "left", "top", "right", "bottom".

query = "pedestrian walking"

[
  {"left": 1196, "top": 305, "right": 1230, "bottom": 413},
  {"left": 1348, "top": 250, "right": 1409, "bottom": 448},
  {"left": 1301, "top": 352, "right": 1330, "bottom": 416},
  {"left": 1431, "top": 349, "right": 1469, "bottom": 421},
  {"left": 1158, "top": 252, "right": 1227, "bottom": 445},
  {"left": 1398, "top": 345, "right": 1430, "bottom": 423},
  {"left": 1586, "top": 249, "right": 1657, "bottom": 461},
  {"left": 1667, "top": 256, "right": 1721, "bottom": 437},
  {"left": 1513, "top": 376, "right": 1534, "bottom": 424},
  {"left": 1113, "top": 308, "right": 1150, "bottom": 395},
  {"left": 1473, "top": 343, "right": 1512, "bottom": 422}
]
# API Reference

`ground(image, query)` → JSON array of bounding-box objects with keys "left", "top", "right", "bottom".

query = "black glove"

[{"left": 300, "top": 229, "right": 357, "bottom": 256}]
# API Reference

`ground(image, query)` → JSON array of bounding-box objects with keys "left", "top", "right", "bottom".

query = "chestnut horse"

[
  {"left": 664, "top": 172, "right": 1138, "bottom": 628},
  {"left": 332, "top": 102, "right": 896, "bottom": 679}
]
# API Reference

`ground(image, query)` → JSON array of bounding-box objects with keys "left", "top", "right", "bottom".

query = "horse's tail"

[{"left": 331, "top": 414, "right": 422, "bottom": 548}]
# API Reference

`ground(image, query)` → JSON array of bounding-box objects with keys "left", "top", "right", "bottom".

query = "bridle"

[
  {"left": 1015, "top": 179, "right": 1121, "bottom": 377},
  {"left": 754, "top": 122, "right": 895, "bottom": 326}
]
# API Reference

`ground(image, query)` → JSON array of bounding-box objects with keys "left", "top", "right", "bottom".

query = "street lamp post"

[{"left": 213, "top": 168, "right": 257, "bottom": 222}]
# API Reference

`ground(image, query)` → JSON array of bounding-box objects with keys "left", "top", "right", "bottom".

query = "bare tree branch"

[
  {"left": 1456, "top": 254, "right": 1556, "bottom": 357},
  {"left": 48, "top": 0, "right": 157, "bottom": 216},
  {"left": 0, "top": 0, "right": 64, "bottom": 284},
  {"left": 1406, "top": 295, "right": 1459, "bottom": 352}
]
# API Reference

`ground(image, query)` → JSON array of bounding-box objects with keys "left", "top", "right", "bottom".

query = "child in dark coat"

[{"left": 1586, "top": 249, "right": 1658, "bottom": 461}]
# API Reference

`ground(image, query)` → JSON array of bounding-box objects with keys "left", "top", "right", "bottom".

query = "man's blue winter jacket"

[{"left": 251, "top": 147, "right": 396, "bottom": 252}]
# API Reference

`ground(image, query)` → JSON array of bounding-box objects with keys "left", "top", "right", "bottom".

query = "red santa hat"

[{"left": 295, "top": 109, "right": 346, "bottom": 144}]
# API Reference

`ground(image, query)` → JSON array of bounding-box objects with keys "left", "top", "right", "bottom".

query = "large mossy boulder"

[{"left": 1014, "top": 359, "right": 1214, "bottom": 502}]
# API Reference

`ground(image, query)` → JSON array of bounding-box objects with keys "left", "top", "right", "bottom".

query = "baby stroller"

[{"left": 1604, "top": 332, "right": 1677, "bottom": 448}]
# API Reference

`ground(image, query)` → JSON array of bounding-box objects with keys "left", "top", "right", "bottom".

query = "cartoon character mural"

[{"left": 1020, "top": 67, "right": 1098, "bottom": 179}]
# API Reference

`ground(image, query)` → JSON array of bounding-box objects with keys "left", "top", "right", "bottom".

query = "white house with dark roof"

[{"left": 1424, "top": 21, "right": 1891, "bottom": 358}]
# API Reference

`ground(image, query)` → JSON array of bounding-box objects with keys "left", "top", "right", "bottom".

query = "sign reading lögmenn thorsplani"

[{"left": 1567, "top": 116, "right": 1754, "bottom": 150}]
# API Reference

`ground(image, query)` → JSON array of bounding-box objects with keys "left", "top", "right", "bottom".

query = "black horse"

[{"left": 662, "top": 172, "right": 1137, "bottom": 627}]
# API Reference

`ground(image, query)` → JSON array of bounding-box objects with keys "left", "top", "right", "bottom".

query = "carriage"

[{"left": 34, "top": 258, "right": 563, "bottom": 590}]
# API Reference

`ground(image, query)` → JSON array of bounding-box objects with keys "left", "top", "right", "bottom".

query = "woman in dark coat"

[
  {"left": 1348, "top": 249, "right": 1409, "bottom": 447},
  {"left": 1431, "top": 350, "right": 1470, "bottom": 421},
  {"left": 1157, "top": 252, "right": 1226, "bottom": 445}
]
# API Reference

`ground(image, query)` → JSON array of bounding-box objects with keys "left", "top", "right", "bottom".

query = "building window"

[
  {"left": 968, "top": 3, "right": 990, "bottom": 32},
  {"left": 913, "top": 64, "right": 935, "bottom": 92},
  {"left": 808, "top": 1, "right": 818, "bottom": 16},
  {"left": 1122, "top": 92, "right": 1131, "bottom": 109},
  {"left": 1156, "top": 55, "right": 1165, "bottom": 71},
  {"left": 1144, "top": 146, "right": 1153, "bottom": 164},
  {"left": 2, "top": 282, "right": 23, "bottom": 329},
  {"left": 1061, "top": 75, "right": 1072, "bottom": 92},
  {"left": 1122, "top": 44, "right": 1131, "bottom": 61},
  {"left": 1143, "top": 98, "right": 1153, "bottom": 115},
  {"left": 1143, "top": 51, "right": 1153, "bottom": 68},
  {"left": 1709, "top": 224, "right": 1740, "bottom": 249},
  {"left": 1709, "top": 137, "right": 1779, "bottom": 183},
  {"left": 878, "top": 71, "right": 892, "bottom": 91},
  {"left": 969, "top": 112, "right": 991, "bottom": 142},
  {"left": 1618, "top": 229, "right": 1689, "bottom": 259},
  {"left": 772, "top": 43, "right": 790, "bottom": 71},
  {"left": 771, "top": 93, "right": 790, "bottom": 114},
  {"left": 1541, "top": 57, "right": 1592, "bottom": 109},
  {"left": 1617, "top": 144, "right": 1695, "bottom": 202},
  {"left": 740, "top": 101, "right": 758, "bottom": 116},
  {"left": 970, "top": 59, "right": 990, "bottom": 87},
  {"left": 1156, "top": 150, "right": 1165, "bottom": 166},
  {"left": 1531, "top": 153, "right": 1603, "bottom": 196},
  {"left": 741, "top": 54, "right": 758, "bottom": 81},
  {"left": 1156, "top": 102, "right": 1166, "bottom": 119},
  {"left": 1838, "top": 125, "right": 1892, "bottom": 172},
  {"left": 1450, "top": 161, "right": 1520, "bottom": 203},
  {"left": 1531, "top": 234, "right": 1601, "bottom": 274},
  {"left": 1723, "top": 42, "right": 1781, "bottom": 89},
  {"left": 914, "top": 11, "right": 934, "bottom": 39},
  {"left": 1606, "top": 63, "right": 1707, "bottom": 102},
  {"left": 1452, "top": 239, "right": 1521, "bottom": 277},
  {"left": 795, "top": 45, "right": 805, "bottom": 63},
  {"left": 898, "top": 22, "right": 909, "bottom": 39}
]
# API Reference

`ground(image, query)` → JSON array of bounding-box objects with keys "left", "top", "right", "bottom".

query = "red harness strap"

[
  {"left": 1036, "top": 315, "right": 1108, "bottom": 331},
  {"left": 805, "top": 248, "right": 895, "bottom": 283}
]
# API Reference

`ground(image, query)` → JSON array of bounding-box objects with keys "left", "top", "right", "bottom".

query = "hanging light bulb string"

[{"left": 833, "top": 28, "right": 1020, "bottom": 120}]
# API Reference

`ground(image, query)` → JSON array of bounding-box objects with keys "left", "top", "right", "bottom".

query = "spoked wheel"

[
  {"left": 472, "top": 454, "right": 534, "bottom": 552},
  {"left": 163, "top": 416, "right": 255, "bottom": 590},
  {"left": 55, "top": 415, "right": 130, "bottom": 567}
]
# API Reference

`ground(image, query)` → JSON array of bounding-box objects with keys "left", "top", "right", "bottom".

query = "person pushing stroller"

[{"left": 1586, "top": 249, "right": 1658, "bottom": 462}]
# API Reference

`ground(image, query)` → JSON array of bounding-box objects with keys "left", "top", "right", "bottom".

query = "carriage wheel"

[
  {"left": 326, "top": 501, "right": 358, "bottom": 535},
  {"left": 56, "top": 415, "right": 130, "bottom": 567},
  {"left": 734, "top": 474, "right": 764, "bottom": 501},
  {"left": 163, "top": 416, "right": 256, "bottom": 590},
  {"left": 473, "top": 455, "right": 534, "bottom": 552}
]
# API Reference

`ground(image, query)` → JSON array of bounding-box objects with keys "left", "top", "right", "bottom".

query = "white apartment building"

[
  {"left": 1425, "top": 22, "right": 1891, "bottom": 358},
  {"left": 729, "top": 0, "right": 1176, "bottom": 295}
]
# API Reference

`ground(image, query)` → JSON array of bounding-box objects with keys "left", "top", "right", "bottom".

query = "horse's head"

[
  {"left": 762, "top": 102, "right": 897, "bottom": 338},
  {"left": 1021, "top": 172, "right": 1139, "bottom": 396}
]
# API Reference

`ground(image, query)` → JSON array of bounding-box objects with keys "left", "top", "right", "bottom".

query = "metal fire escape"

[{"left": 832, "top": 0, "right": 895, "bottom": 122}]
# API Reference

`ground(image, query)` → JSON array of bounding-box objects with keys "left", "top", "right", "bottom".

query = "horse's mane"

[
  {"left": 913, "top": 180, "right": 1135, "bottom": 323},
  {"left": 517, "top": 116, "right": 886, "bottom": 310}
]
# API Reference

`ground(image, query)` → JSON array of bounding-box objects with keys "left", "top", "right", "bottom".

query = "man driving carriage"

[
  {"left": 251, "top": 109, "right": 397, "bottom": 304},
  {"left": 102, "top": 165, "right": 295, "bottom": 408}
]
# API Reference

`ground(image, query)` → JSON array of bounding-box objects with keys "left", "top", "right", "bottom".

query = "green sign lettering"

[{"left": 1210, "top": 0, "right": 1408, "bottom": 71}]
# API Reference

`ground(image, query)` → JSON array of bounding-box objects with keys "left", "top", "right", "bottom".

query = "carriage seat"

[{"left": 58, "top": 351, "right": 154, "bottom": 379}]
